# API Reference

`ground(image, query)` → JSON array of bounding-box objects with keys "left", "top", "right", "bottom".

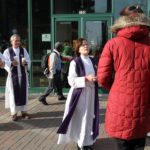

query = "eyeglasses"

[{"left": 81, "top": 44, "right": 88, "bottom": 46}]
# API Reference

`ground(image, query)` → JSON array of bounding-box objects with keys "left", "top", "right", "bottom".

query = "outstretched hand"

[{"left": 85, "top": 74, "right": 97, "bottom": 82}]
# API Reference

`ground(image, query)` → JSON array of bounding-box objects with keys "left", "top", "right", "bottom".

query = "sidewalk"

[{"left": 0, "top": 94, "right": 150, "bottom": 150}]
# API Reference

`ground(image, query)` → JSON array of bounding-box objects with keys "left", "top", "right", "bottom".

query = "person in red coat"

[{"left": 97, "top": 5, "right": 150, "bottom": 150}]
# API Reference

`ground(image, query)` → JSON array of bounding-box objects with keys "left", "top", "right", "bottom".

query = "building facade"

[{"left": 0, "top": 0, "right": 149, "bottom": 92}]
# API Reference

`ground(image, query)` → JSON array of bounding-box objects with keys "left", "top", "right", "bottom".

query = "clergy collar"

[
  {"left": 12, "top": 47, "right": 20, "bottom": 53},
  {"left": 81, "top": 54, "right": 89, "bottom": 59}
]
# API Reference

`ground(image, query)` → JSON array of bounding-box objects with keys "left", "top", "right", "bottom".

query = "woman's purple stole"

[
  {"left": 9, "top": 47, "right": 27, "bottom": 106},
  {"left": 57, "top": 56, "right": 99, "bottom": 140}
]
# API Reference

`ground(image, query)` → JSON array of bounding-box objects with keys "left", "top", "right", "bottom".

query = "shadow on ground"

[
  {"left": 94, "top": 137, "right": 150, "bottom": 149},
  {"left": 94, "top": 138, "right": 117, "bottom": 150},
  {"left": 0, "top": 111, "right": 64, "bottom": 131},
  {"left": 99, "top": 108, "right": 106, "bottom": 124}
]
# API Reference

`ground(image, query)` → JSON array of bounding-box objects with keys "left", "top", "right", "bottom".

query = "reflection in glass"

[
  {"left": 0, "top": 0, "right": 28, "bottom": 86},
  {"left": 56, "top": 21, "right": 78, "bottom": 45},
  {"left": 32, "top": 62, "right": 48, "bottom": 87},
  {"left": 32, "top": 0, "right": 51, "bottom": 59},
  {"left": 114, "top": 0, "right": 147, "bottom": 20},
  {"left": 86, "top": 21, "right": 108, "bottom": 51},
  {"left": 54, "top": 0, "right": 112, "bottom": 14},
  {"left": 0, "top": 0, "right": 28, "bottom": 51},
  {"left": 0, "top": 69, "right": 6, "bottom": 86}
]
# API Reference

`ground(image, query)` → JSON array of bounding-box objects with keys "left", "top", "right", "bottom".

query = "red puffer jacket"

[{"left": 97, "top": 24, "right": 150, "bottom": 140}]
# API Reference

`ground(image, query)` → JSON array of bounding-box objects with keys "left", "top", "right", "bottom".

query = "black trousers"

[
  {"left": 115, "top": 138, "right": 146, "bottom": 150},
  {"left": 39, "top": 71, "right": 63, "bottom": 101}
]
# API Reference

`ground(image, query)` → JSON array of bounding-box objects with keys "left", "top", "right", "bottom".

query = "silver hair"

[{"left": 10, "top": 34, "right": 21, "bottom": 42}]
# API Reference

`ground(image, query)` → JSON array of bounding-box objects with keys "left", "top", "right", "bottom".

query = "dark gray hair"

[{"left": 54, "top": 42, "right": 63, "bottom": 49}]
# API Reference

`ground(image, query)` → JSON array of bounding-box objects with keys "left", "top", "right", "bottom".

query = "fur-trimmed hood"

[{"left": 111, "top": 13, "right": 150, "bottom": 33}]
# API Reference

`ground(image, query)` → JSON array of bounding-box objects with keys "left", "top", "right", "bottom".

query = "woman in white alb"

[{"left": 57, "top": 38, "right": 99, "bottom": 150}]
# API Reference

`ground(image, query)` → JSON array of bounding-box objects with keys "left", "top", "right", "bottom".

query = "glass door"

[
  {"left": 54, "top": 18, "right": 80, "bottom": 47},
  {"left": 84, "top": 17, "right": 111, "bottom": 49},
  {"left": 83, "top": 16, "right": 112, "bottom": 64},
  {"left": 53, "top": 15, "right": 112, "bottom": 92},
  {"left": 83, "top": 16, "right": 112, "bottom": 93},
  {"left": 56, "top": 21, "right": 78, "bottom": 43}
]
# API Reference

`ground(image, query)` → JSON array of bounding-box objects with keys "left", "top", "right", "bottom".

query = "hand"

[
  {"left": 22, "top": 60, "right": 27, "bottom": 66},
  {"left": 0, "top": 59, "right": 4, "bottom": 68},
  {"left": 22, "top": 57, "right": 27, "bottom": 66},
  {"left": 12, "top": 59, "right": 18, "bottom": 66},
  {"left": 85, "top": 74, "right": 97, "bottom": 82}
]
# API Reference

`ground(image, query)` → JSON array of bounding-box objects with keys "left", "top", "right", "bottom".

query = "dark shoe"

[
  {"left": 41, "top": 100, "right": 49, "bottom": 105},
  {"left": 21, "top": 113, "right": 31, "bottom": 119},
  {"left": 39, "top": 98, "right": 49, "bottom": 105},
  {"left": 58, "top": 95, "right": 66, "bottom": 101},
  {"left": 12, "top": 114, "right": 18, "bottom": 121},
  {"left": 83, "top": 146, "right": 93, "bottom": 150}
]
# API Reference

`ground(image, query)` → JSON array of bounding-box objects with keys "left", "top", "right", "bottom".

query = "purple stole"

[
  {"left": 57, "top": 56, "right": 99, "bottom": 140},
  {"left": 9, "top": 47, "right": 27, "bottom": 106}
]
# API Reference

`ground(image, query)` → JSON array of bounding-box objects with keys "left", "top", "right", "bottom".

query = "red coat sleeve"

[{"left": 97, "top": 41, "right": 114, "bottom": 91}]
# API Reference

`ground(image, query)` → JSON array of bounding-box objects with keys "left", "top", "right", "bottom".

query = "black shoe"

[
  {"left": 12, "top": 114, "right": 18, "bottom": 121},
  {"left": 21, "top": 113, "right": 31, "bottom": 119},
  {"left": 41, "top": 100, "right": 49, "bottom": 105},
  {"left": 58, "top": 95, "right": 66, "bottom": 100},
  {"left": 83, "top": 146, "right": 93, "bottom": 150},
  {"left": 39, "top": 98, "right": 49, "bottom": 105}
]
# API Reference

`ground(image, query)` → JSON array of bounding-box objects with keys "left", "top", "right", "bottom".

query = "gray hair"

[
  {"left": 54, "top": 42, "right": 63, "bottom": 49},
  {"left": 10, "top": 34, "right": 21, "bottom": 42}
]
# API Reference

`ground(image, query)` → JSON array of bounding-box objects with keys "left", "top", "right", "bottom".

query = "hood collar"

[{"left": 111, "top": 13, "right": 150, "bottom": 33}]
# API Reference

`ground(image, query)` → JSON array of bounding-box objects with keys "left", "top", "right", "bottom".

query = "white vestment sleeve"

[
  {"left": 3, "top": 49, "right": 12, "bottom": 72},
  {"left": 68, "top": 60, "right": 85, "bottom": 88}
]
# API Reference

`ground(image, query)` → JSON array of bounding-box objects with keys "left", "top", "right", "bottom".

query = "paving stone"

[{"left": 0, "top": 94, "right": 149, "bottom": 150}]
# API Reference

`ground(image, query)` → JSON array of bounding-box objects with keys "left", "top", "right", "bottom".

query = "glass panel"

[
  {"left": 114, "top": 0, "right": 147, "bottom": 20},
  {"left": 32, "top": 0, "right": 51, "bottom": 59},
  {"left": 86, "top": 21, "right": 108, "bottom": 50},
  {"left": 85, "top": 20, "right": 108, "bottom": 64},
  {"left": 32, "top": 62, "right": 48, "bottom": 87},
  {"left": 0, "top": 69, "right": 6, "bottom": 86},
  {"left": 0, "top": 0, "right": 28, "bottom": 86},
  {"left": 55, "top": 21, "right": 78, "bottom": 45},
  {"left": 54, "top": 0, "right": 112, "bottom": 14}
]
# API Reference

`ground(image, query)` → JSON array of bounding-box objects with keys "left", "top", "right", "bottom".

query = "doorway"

[{"left": 53, "top": 15, "right": 112, "bottom": 53}]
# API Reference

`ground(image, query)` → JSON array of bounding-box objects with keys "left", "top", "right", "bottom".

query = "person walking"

[
  {"left": 57, "top": 38, "right": 99, "bottom": 150},
  {"left": 97, "top": 5, "right": 150, "bottom": 150},
  {"left": 39, "top": 42, "right": 66, "bottom": 105},
  {"left": 3, "top": 34, "right": 31, "bottom": 121}
]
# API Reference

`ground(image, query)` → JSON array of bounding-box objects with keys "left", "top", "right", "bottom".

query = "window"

[
  {"left": 0, "top": 0, "right": 28, "bottom": 86},
  {"left": 54, "top": 0, "right": 112, "bottom": 14}
]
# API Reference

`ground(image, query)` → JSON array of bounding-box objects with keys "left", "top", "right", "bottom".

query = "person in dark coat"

[{"left": 97, "top": 5, "right": 150, "bottom": 150}]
